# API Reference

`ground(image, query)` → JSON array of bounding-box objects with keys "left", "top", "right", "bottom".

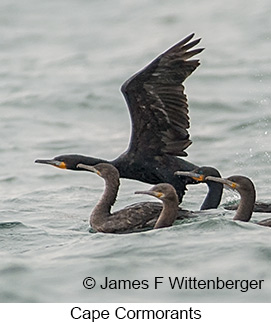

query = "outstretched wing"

[{"left": 121, "top": 33, "right": 204, "bottom": 157}]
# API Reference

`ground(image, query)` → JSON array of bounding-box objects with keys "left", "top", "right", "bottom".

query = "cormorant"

[
  {"left": 35, "top": 33, "right": 204, "bottom": 203},
  {"left": 135, "top": 184, "right": 179, "bottom": 229},
  {"left": 205, "top": 175, "right": 271, "bottom": 227},
  {"left": 175, "top": 167, "right": 271, "bottom": 213},
  {"left": 77, "top": 163, "right": 180, "bottom": 233},
  {"left": 175, "top": 166, "right": 223, "bottom": 210}
]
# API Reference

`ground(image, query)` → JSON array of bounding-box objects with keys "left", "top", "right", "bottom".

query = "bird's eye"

[{"left": 231, "top": 182, "right": 237, "bottom": 189}]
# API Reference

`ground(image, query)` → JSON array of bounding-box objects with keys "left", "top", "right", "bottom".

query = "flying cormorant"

[{"left": 35, "top": 33, "right": 204, "bottom": 203}]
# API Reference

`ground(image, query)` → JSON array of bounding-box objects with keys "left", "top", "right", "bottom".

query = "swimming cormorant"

[
  {"left": 77, "top": 163, "right": 180, "bottom": 233},
  {"left": 175, "top": 167, "right": 271, "bottom": 213},
  {"left": 135, "top": 184, "right": 179, "bottom": 229},
  {"left": 35, "top": 33, "right": 204, "bottom": 203},
  {"left": 175, "top": 166, "right": 223, "bottom": 210},
  {"left": 205, "top": 175, "right": 271, "bottom": 227}
]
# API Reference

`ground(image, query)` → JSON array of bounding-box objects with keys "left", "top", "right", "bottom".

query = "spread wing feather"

[{"left": 121, "top": 33, "right": 204, "bottom": 157}]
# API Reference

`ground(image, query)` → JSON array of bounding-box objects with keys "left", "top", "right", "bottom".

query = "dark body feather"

[
  {"left": 206, "top": 175, "right": 271, "bottom": 227},
  {"left": 78, "top": 163, "right": 189, "bottom": 233},
  {"left": 36, "top": 34, "right": 204, "bottom": 203}
]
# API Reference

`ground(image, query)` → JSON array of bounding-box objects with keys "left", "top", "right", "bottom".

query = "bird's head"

[
  {"left": 35, "top": 154, "right": 105, "bottom": 171},
  {"left": 135, "top": 183, "right": 178, "bottom": 203},
  {"left": 175, "top": 166, "right": 221, "bottom": 184},
  {"left": 76, "top": 162, "right": 120, "bottom": 180},
  {"left": 205, "top": 175, "right": 255, "bottom": 196}
]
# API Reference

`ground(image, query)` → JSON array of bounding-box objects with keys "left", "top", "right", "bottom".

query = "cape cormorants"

[
  {"left": 77, "top": 163, "right": 180, "bottom": 233},
  {"left": 175, "top": 167, "right": 271, "bottom": 213},
  {"left": 205, "top": 175, "right": 271, "bottom": 227},
  {"left": 35, "top": 33, "right": 204, "bottom": 203}
]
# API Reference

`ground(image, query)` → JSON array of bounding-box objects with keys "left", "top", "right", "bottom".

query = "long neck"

[
  {"left": 154, "top": 200, "right": 178, "bottom": 229},
  {"left": 90, "top": 176, "right": 120, "bottom": 225},
  {"left": 200, "top": 182, "right": 223, "bottom": 210},
  {"left": 233, "top": 190, "right": 255, "bottom": 222}
]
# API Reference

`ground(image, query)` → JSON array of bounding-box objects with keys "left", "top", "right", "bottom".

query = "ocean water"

[{"left": 0, "top": 0, "right": 271, "bottom": 303}]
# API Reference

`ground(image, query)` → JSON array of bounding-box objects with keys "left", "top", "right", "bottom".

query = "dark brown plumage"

[
  {"left": 205, "top": 175, "right": 271, "bottom": 227},
  {"left": 77, "top": 163, "right": 187, "bottom": 233},
  {"left": 35, "top": 33, "right": 204, "bottom": 203},
  {"left": 225, "top": 201, "right": 271, "bottom": 213},
  {"left": 257, "top": 218, "right": 271, "bottom": 227},
  {"left": 135, "top": 183, "right": 179, "bottom": 229},
  {"left": 175, "top": 167, "right": 271, "bottom": 213}
]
